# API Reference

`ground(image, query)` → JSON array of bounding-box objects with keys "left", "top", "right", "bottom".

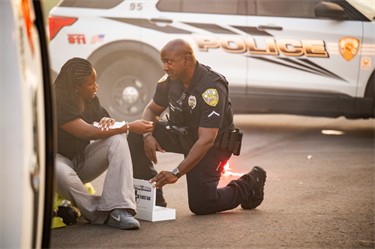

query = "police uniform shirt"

[{"left": 153, "top": 61, "right": 234, "bottom": 139}]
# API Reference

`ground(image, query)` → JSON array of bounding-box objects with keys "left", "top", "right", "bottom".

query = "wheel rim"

[
  {"left": 107, "top": 75, "right": 149, "bottom": 117},
  {"left": 122, "top": 86, "right": 139, "bottom": 105}
]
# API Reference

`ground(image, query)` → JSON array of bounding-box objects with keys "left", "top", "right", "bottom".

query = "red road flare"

[{"left": 222, "top": 162, "right": 244, "bottom": 177}]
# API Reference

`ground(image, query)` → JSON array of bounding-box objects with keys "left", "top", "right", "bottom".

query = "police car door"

[
  {"left": 245, "top": 0, "right": 362, "bottom": 113},
  {"left": 140, "top": 0, "right": 247, "bottom": 94}
]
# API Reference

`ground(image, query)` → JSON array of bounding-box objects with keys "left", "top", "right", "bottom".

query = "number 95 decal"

[{"left": 130, "top": 3, "right": 142, "bottom": 10}]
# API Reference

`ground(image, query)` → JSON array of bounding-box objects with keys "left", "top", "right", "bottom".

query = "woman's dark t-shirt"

[{"left": 57, "top": 96, "right": 110, "bottom": 160}]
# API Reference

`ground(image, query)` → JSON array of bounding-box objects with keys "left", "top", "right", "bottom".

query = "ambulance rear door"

[{"left": 1, "top": 0, "right": 55, "bottom": 248}]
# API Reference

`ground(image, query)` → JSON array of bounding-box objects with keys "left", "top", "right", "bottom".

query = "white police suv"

[{"left": 49, "top": 0, "right": 375, "bottom": 120}]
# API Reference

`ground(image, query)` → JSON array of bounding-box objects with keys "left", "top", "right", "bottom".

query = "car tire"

[{"left": 95, "top": 53, "right": 163, "bottom": 121}]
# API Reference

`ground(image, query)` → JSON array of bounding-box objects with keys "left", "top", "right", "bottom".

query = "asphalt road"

[{"left": 50, "top": 114, "right": 374, "bottom": 249}]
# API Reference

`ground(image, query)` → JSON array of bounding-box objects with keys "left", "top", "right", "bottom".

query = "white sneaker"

[{"left": 108, "top": 209, "right": 140, "bottom": 230}]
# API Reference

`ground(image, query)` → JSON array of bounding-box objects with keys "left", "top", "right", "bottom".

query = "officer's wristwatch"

[{"left": 172, "top": 168, "right": 181, "bottom": 178}]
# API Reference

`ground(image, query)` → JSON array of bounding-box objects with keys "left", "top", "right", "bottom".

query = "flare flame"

[{"left": 222, "top": 161, "right": 244, "bottom": 177}]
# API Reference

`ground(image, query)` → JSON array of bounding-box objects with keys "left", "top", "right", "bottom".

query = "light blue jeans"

[{"left": 55, "top": 134, "right": 136, "bottom": 224}]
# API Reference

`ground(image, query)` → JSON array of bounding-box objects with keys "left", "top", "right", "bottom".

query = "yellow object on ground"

[{"left": 51, "top": 183, "right": 95, "bottom": 228}]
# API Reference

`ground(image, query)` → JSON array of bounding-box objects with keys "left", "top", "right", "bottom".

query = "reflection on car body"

[{"left": 49, "top": 0, "right": 375, "bottom": 120}]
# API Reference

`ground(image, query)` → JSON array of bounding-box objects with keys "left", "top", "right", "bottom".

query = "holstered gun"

[
  {"left": 171, "top": 125, "right": 195, "bottom": 151},
  {"left": 165, "top": 116, "right": 195, "bottom": 151},
  {"left": 165, "top": 124, "right": 178, "bottom": 145}
]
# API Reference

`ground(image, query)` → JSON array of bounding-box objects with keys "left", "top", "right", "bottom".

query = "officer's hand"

[
  {"left": 144, "top": 135, "right": 165, "bottom": 164},
  {"left": 150, "top": 171, "right": 178, "bottom": 189},
  {"left": 97, "top": 117, "right": 115, "bottom": 131},
  {"left": 129, "top": 120, "right": 153, "bottom": 134}
]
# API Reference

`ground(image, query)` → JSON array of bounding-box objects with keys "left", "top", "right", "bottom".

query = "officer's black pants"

[{"left": 128, "top": 120, "right": 254, "bottom": 215}]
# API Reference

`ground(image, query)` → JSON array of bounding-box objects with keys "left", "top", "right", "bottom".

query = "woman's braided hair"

[
  {"left": 54, "top": 57, "right": 94, "bottom": 165},
  {"left": 54, "top": 57, "right": 93, "bottom": 111}
]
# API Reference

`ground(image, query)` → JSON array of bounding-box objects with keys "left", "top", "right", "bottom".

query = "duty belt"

[{"left": 214, "top": 128, "right": 243, "bottom": 156}]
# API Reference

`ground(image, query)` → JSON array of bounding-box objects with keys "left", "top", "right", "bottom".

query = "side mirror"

[{"left": 314, "top": 2, "right": 348, "bottom": 20}]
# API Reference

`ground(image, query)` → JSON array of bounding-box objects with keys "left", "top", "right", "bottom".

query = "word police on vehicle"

[{"left": 196, "top": 35, "right": 329, "bottom": 58}]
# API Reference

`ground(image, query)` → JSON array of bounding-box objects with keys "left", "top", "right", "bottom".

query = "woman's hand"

[
  {"left": 129, "top": 120, "right": 153, "bottom": 134},
  {"left": 97, "top": 117, "right": 115, "bottom": 131}
]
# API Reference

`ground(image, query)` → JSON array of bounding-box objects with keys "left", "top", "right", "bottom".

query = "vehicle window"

[
  {"left": 182, "top": 0, "right": 238, "bottom": 15},
  {"left": 347, "top": 0, "right": 375, "bottom": 20},
  {"left": 157, "top": 0, "right": 247, "bottom": 15},
  {"left": 246, "top": 0, "right": 257, "bottom": 15},
  {"left": 58, "top": 0, "right": 124, "bottom": 9},
  {"left": 250, "top": 0, "right": 322, "bottom": 18},
  {"left": 156, "top": 0, "right": 182, "bottom": 12}
]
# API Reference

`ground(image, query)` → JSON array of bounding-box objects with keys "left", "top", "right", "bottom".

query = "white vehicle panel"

[
  {"left": 356, "top": 21, "right": 375, "bottom": 97},
  {"left": 246, "top": 16, "right": 362, "bottom": 97},
  {"left": 48, "top": 0, "right": 374, "bottom": 119}
]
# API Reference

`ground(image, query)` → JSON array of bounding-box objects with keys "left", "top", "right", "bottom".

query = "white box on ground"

[{"left": 133, "top": 179, "right": 176, "bottom": 222}]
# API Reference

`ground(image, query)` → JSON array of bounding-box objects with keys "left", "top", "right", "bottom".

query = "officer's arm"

[
  {"left": 142, "top": 100, "right": 167, "bottom": 130},
  {"left": 142, "top": 100, "right": 167, "bottom": 164},
  {"left": 178, "top": 127, "right": 218, "bottom": 175},
  {"left": 150, "top": 127, "right": 218, "bottom": 189}
]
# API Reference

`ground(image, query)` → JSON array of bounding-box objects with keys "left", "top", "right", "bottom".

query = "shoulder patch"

[
  {"left": 158, "top": 74, "right": 168, "bottom": 83},
  {"left": 202, "top": 88, "right": 219, "bottom": 107}
]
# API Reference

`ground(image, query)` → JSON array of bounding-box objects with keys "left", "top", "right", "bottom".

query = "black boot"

[{"left": 241, "top": 166, "right": 267, "bottom": 210}]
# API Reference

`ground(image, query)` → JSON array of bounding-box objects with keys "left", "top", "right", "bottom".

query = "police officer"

[{"left": 128, "top": 39, "right": 266, "bottom": 214}]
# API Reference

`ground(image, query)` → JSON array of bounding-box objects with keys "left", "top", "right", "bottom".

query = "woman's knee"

[
  {"left": 105, "top": 134, "right": 128, "bottom": 150},
  {"left": 108, "top": 134, "right": 125, "bottom": 143},
  {"left": 56, "top": 162, "right": 77, "bottom": 187}
]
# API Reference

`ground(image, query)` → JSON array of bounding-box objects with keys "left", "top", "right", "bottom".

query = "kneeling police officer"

[{"left": 128, "top": 39, "right": 266, "bottom": 214}]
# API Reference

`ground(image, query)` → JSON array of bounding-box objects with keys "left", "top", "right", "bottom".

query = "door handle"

[
  {"left": 258, "top": 25, "right": 283, "bottom": 31},
  {"left": 151, "top": 18, "right": 173, "bottom": 24}
]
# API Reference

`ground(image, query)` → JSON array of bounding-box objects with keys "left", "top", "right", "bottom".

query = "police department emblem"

[
  {"left": 339, "top": 37, "right": 359, "bottom": 62},
  {"left": 188, "top": 95, "right": 197, "bottom": 109},
  {"left": 158, "top": 73, "right": 168, "bottom": 83},
  {"left": 202, "top": 88, "right": 219, "bottom": 107}
]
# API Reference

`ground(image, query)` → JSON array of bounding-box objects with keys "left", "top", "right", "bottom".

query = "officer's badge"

[
  {"left": 339, "top": 37, "right": 359, "bottom": 62},
  {"left": 158, "top": 73, "right": 168, "bottom": 83},
  {"left": 188, "top": 95, "right": 197, "bottom": 109},
  {"left": 202, "top": 88, "right": 219, "bottom": 107}
]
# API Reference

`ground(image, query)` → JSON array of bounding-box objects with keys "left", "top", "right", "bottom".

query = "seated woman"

[{"left": 54, "top": 57, "right": 153, "bottom": 230}]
